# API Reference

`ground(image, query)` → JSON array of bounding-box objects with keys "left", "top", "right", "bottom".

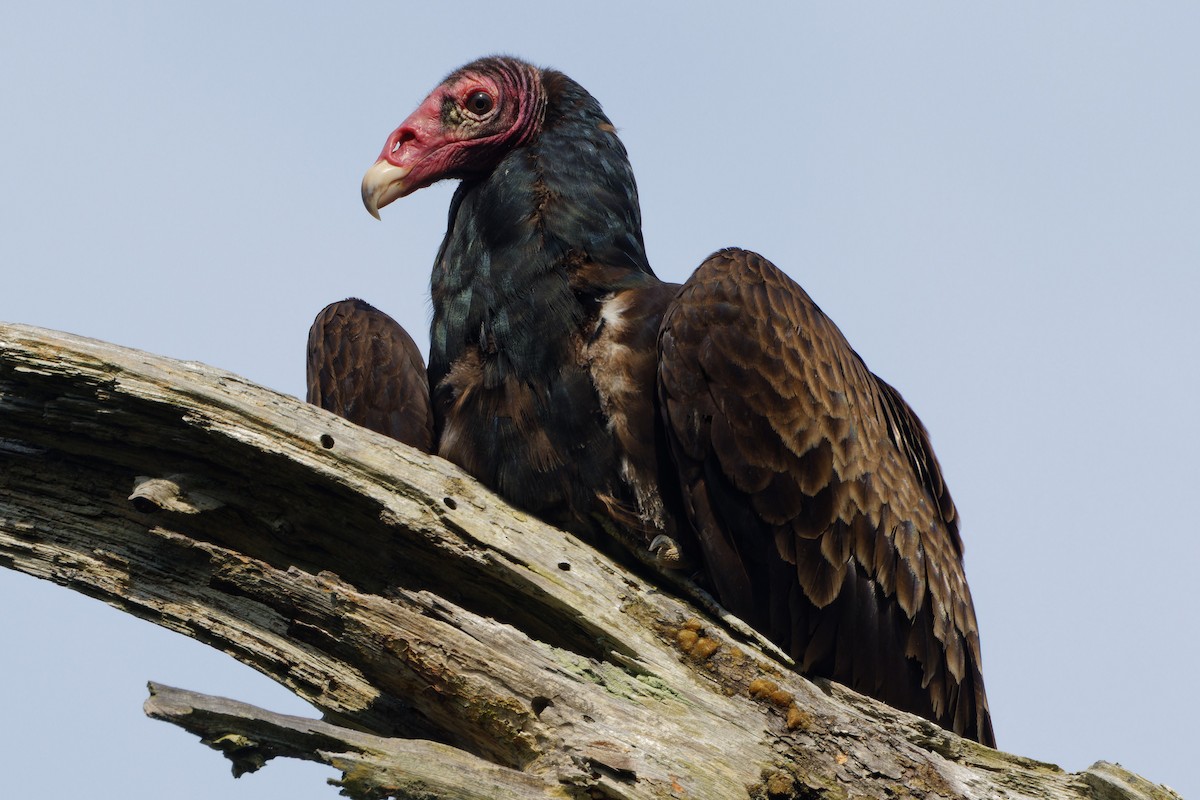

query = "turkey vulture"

[{"left": 309, "top": 56, "right": 995, "bottom": 745}]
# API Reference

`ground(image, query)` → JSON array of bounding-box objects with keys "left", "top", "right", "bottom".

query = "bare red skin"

[{"left": 376, "top": 59, "right": 547, "bottom": 197}]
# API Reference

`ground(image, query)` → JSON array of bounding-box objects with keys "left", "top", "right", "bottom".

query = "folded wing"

[
  {"left": 306, "top": 298, "right": 434, "bottom": 453},
  {"left": 658, "top": 248, "right": 994, "bottom": 745}
]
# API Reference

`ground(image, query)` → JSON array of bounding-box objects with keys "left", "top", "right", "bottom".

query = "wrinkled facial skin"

[{"left": 362, "top": 62, "right": 541, "bottom": 218}]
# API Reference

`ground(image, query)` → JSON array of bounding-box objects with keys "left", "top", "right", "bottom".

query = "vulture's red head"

[{"left": 361, "top": 57, "right": 547, "bottom": 218}]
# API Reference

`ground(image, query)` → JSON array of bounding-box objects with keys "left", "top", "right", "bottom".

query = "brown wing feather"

[
  {"left": 657, "top": 248, "right": 994, "bottom": 745},
  {"left": 306, "top": 298, "right": 434, "bottom": 452}
]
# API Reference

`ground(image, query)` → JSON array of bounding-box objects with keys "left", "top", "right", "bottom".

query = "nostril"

[{"left": 390, "top": 128, "right": 417, "bottom": 154}]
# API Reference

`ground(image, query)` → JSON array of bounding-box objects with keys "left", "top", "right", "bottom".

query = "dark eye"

[{"left": 465, "top": 91, "right": 494, "bottom": 116}]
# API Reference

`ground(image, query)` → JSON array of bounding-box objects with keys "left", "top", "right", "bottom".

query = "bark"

[{"left": 0, "top": 322, "right": 1181, "bottom": 800}]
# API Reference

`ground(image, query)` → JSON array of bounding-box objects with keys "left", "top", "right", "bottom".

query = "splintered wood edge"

[{"left": 144, "top": 683, "right": 556, "bottom": 800}]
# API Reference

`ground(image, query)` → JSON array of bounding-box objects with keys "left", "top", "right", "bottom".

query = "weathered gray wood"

[
  {"left": 0, "top": 322, "right": 1182, "bottom": 800},
  {"left": 144, "top": 682, "right": 557, "bottom": 799}
]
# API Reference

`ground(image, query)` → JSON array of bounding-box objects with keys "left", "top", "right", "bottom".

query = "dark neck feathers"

[{"left": 429, "top": 70, "right": 653, "bottom": 385}]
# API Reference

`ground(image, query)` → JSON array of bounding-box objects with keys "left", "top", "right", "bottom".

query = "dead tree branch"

[{"left": 0, "top": 322, "right": 1180, "bottom": 800}]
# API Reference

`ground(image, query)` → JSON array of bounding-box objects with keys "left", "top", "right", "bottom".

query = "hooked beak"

[{"left": 361, "top": 160, "right": 412, "bottom": 220}]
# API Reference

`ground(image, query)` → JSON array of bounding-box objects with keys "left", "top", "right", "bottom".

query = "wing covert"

[
  {"left": 657, "top": 248, "right": 993, "bottom": 745},
  {"left": 306, "top": 298, "right": 434, "bottom": 452}
]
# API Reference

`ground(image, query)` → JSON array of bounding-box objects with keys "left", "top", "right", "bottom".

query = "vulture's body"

[{"left": 309, "top": 56, "right": 994, "bottom": 745}]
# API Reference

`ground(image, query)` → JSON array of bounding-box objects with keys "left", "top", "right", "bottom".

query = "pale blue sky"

[{"left": 2, "top": 3, "right": 1197, "bottom": 798}]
